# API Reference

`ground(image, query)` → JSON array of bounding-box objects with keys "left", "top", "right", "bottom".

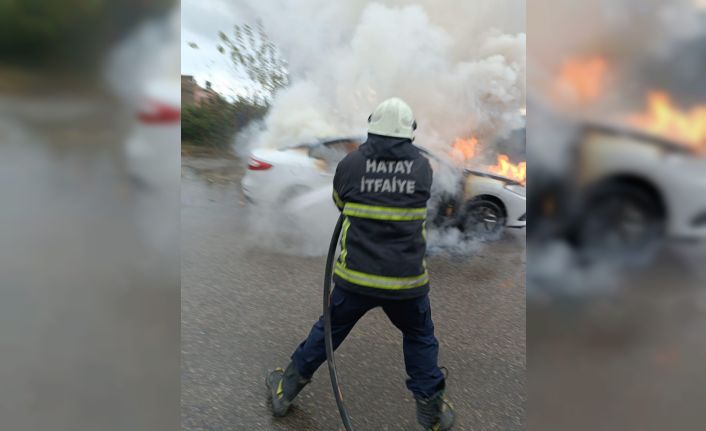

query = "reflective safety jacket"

[{"left": 332, "top": 134, "right": 433, "bottom": 299}]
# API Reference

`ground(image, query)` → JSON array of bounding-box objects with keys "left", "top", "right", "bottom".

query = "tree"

[
  {"left": 183, "top": 20, "right": 283, "bottom": 148},
  {"left": 181, "top": 96, "right": 268, "bottom": 149},
  {"left": 0, "top": 0, "right": 173, "bottom": 65},
  {"left": 216, "top": 21, "right": 288, "bottom": 100}
]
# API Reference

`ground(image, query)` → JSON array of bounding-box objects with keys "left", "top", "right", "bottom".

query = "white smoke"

[
  {"left": 230, "top": 0, "right": 526, "bottom": 256},
  {"left": 527, "top": 241, "right": 624, "bottom": 302},
  {"left": 426, "top": 227, "right": 486, "bottom": 257},
  {"left": 104, "top": 7, "right": 181, "bottom": 107},
  {"left": 527, "top": 0, "right": 706, "bottom": 299},
  {"left": 243, "top": 186, "right": 339, "bottom": 256},
  {"left": 247, "top": 82, "right": 339, "bottom": 151},
  {"left": 529, "top": 0, "right": 706, "bottom": 113},
  {"left": 233, "top": 0, "right": 526, "bottom": 157}
]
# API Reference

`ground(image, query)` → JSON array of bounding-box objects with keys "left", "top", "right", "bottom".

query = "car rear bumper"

[
  {"left": 241, "top": 181, "right": 254, "bottom": 204},
  {"left": 241, "top": 173, "right": 273, "bottom": 206}
]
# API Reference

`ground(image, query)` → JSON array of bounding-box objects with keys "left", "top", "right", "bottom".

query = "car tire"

[
  {"left": 431, "top": 195, "right": 462, "bottom": 230},
  {"left": 460, "top": 199, "right": 507, "bottom": 240},
  {"left": 574, "top": 182, "right": 665, "bottom": 263}
]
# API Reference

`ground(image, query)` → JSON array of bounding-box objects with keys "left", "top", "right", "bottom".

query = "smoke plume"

[
  {"left": 234, "top": 0, "right": 526, "bottom": 159},
  {"left": 231, "top": 1, "right": 526, "bottom": 256}
]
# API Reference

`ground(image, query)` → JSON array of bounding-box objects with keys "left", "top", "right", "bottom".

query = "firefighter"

[{"left": 266, "top": 97, "right": 455, "bottom": 430}]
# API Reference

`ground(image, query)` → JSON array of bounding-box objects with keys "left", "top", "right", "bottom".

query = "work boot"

[
  {"left": 414, "top": 380, "right": 456, "bottom": 430},
  {"left": 265, "top": 361, "right": 310, "bottom": 417}
]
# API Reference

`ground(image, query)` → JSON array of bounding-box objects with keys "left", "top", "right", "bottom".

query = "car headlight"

[{"left": 504, "top": 183, "right": 526, "bottom": 196}]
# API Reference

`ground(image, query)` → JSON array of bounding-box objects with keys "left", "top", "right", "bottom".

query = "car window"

[
  {"left": 308, "top": 140, "right": 360, "bottom": 169},
  {"left": 327, "top": 140, "right": 360, "bottom": 154}
]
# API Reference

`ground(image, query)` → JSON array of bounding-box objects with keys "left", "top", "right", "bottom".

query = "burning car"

[
  {"left": 437, "top": 127, "right": 527, "bottom": 238},
  {"left": 531, "top": 52, "right": 706, "bottom": 262},
  {"left": 531, "top": 122, "right": 706, "bottom": 261},
  {"left": 241, "top": 135, "right": 526, "bottom": 238},
  {"left": 577, "top": 124, "right": 706, "bottom": 253},
  {"left": 432, "top": 168, "right": 526, "bottom": 238}
]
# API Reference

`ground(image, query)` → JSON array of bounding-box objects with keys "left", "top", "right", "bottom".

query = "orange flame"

[
  {"left": 488, "top": 155, "right": 526, "bottom": 185},
  {"left": 450, "top": 136, "right": 526, "bottom": 185},
  {"left": 451, "top": 137, "right": 478, "bottom": 160},
  {"left": 555, "top": 56, "right": 608, "bottom": 104},
  {"left": 628, "top": 91, "right": 706, "bottom": 151}
]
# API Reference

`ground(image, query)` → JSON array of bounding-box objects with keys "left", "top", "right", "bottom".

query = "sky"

[
  {"left": 181, "top": 0, "right": 706, "bottom": 103},
  {"left": 181, "top": 0, "right": 252, "bottom": 100}
]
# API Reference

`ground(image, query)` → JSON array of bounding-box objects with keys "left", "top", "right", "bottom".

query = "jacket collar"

[{"left": 360, "top": 133, "right": 420, "bottom": 159}]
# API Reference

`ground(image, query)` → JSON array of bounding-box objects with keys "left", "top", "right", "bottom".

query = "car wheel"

[
  {"left": 431, "top": 196, "right": 462, "bottom": 230},
  {"left": 575, "top": 183, "right": 664, "bottom": 263},
  {"left": 461, "top": 199, "right": 506, "bottom": 240}
]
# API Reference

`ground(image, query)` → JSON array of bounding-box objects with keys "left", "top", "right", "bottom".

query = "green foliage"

[
  {"left": 217, "top": 21, "right": 288, "bottom": 98},
  {"left": 0, "top": 0, "right": 174, "bottom": 64},
  {"left": 181, "top": 96, "right": 267, "bottom": 149},
  {"left": 183, "top": 19, "right": 284, "bottom": 148}
]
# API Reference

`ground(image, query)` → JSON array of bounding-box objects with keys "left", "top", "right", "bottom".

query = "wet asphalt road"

[
  {"left": 528, "top": 241, "right": 706, "bottom": 431},
  {"left": 1, "top": 101, "right": 179, "bottom": 431},
  {"left": 181, "top": 157, "right": 527, "bottom": 430}
]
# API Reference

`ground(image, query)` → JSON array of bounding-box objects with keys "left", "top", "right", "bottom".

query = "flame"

[
  {"left": 555, "top": 56, "right": 608, "bottom": 104},
  {"left": 450, "top": 136, "right": 526, "bottom": 185},
  {"left": 628, "top": 91, "right": 706, "bottom": 151},
  {"left": 488, "top": 154, "right": 526, "bottom": 185},
  {"left": 451, "top": 137, "right": 478, "bottom": 161}
]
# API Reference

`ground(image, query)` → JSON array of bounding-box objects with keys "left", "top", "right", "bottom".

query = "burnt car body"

[{"left": 529, "top": 122, "right": 706, "bottom": 261}]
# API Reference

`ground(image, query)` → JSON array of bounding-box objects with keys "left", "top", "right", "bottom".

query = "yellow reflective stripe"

[
  {"left": 276, "top": 379, "right": 284, "bottom": 398},
  {"left": 334, "top": 262, "right": 429, "bottom": 290},
  {"left": 339, "top": 216, "right": 351, "bottom": 268},
  {"left": 332, "top": 190, "right": 344, "bottom": 209},
  {"left": 345, "top": 202, "right": 427, "bottom": 214},
  {"left": 343, "top": 202, "right": 426, "bottom": 221},
  {"left": 421, "top": 222, "right": 428, "bottom": 270},
  {"left": 422, "top": 221, "right": 427, "bottom": 271}
]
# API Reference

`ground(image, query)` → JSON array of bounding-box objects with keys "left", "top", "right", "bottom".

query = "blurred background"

[
  {"left": 0, "top": 1, "right": 180, "bottom": 430},
  {"left": 5, "top": 0, "right": 706, "bottom": 429},
  {"left": 528, "top": 0, "right": 706, "bottom": 430}
]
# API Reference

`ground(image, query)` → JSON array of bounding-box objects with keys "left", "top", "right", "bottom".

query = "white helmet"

[{"left": 367, "top": 97, "right": 417, "bottom": 139}]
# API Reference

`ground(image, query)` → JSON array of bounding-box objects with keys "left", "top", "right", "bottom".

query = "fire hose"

[{"left": 323, "top": 214, "right": 355, "bottom": 431}]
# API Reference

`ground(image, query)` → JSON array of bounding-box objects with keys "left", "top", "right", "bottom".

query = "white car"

[
  {"left": 432, "top": 169, "right": 526, "bottom": 237},
  {"left": 242, "top": 137, "right": 359, "bottom": 206},
  {"left": 123, "top": 78, "right": 181, "bottom": 190},
  {"left": 242, "top": 137, "right": 526, "bottom": 238},
  {"left": 573, "top": 124, "right": 706, "bottom": 253},
  {"left": 104, "top": 7, "right": 180, "bottom": 191}
]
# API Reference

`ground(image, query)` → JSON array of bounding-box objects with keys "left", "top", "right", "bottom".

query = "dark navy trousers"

[{"left": 291, "top": 286, "right": 444, "bottom": 398}]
